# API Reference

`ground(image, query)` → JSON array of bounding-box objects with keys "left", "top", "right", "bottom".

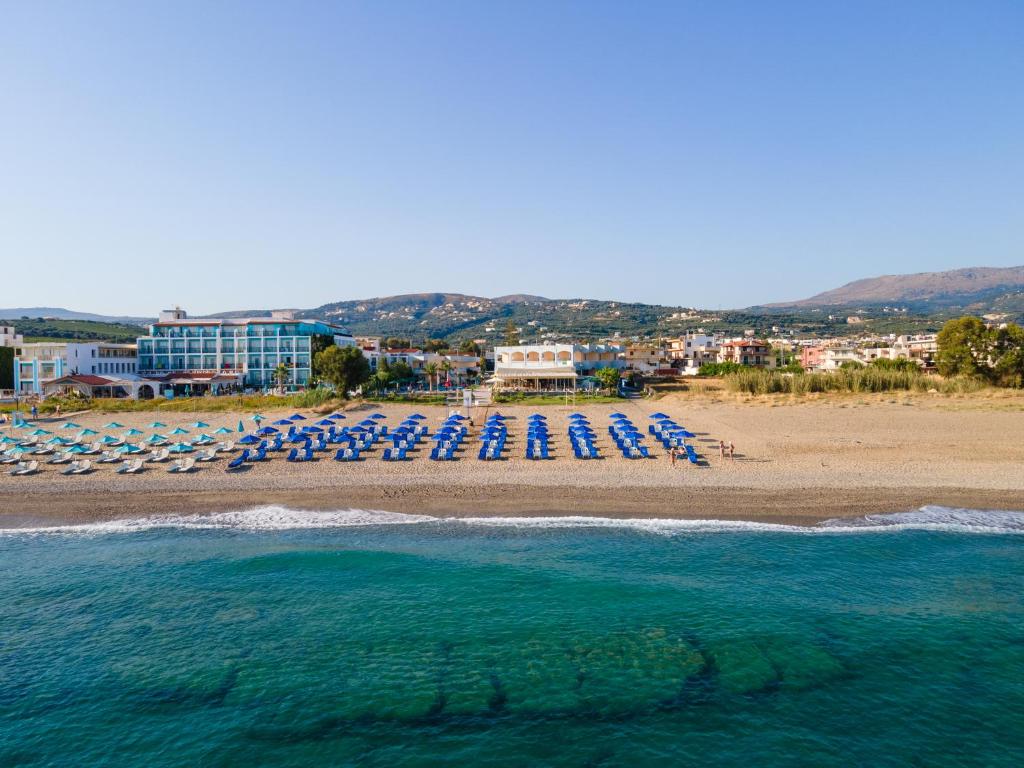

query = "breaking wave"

[{"left": 2, "top": 504, "right": 1023, "bottom": 536}]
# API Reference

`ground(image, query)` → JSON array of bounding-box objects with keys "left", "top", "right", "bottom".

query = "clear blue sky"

[{"left": 2, "top": 1, "right": 1021, "bottom": 316}]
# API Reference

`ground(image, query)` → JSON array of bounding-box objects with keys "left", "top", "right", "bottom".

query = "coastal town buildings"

[
  {"left": 135, "top": 308, "right": 356, "bottom": 394},
  {"left": 13, "top": 342, "right": 139, "bottom": 395},
  {"left": 717, "top": 339, "right": 777, "bottom": 368},
  {"left": 0, "top": 325, "right": 24, "bottom": 347}
]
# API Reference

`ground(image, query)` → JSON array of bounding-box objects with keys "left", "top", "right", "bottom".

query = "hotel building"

[
  {"left": 135, "top": 308, "right": 356, "bottom": 393},
  {"left": 491, "top": 343, "right": 625, "bottom": 390},
  {"left": 13, "top": 342, "right": 139, "bottom": 395}
]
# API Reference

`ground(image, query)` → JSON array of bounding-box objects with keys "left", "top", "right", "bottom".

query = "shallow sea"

[{"left": 1, "top": 507, "right": 1022, "bottom": 767}]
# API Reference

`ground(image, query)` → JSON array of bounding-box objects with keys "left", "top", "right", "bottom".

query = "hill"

[
  {"left": 769, "top": 266, "right": 1024, "bottom": 310},
  {"left": 0, "top": 307, "right": 151, "bottom": 325},
  {"left": 0, "top": 318, "right": 144, "bottom": 344}
]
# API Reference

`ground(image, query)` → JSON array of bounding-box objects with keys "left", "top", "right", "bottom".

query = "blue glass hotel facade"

[{"left": 136, "top": 309, "right": 356, "bottom": 392}]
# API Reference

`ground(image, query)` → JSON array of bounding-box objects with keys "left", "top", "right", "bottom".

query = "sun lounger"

[
  {"left": 48, "top": 451, "right": 74, "bottom": 465},
  {"left": 225, "top": 451, "right": 250, "bottom": 471},
  {"left": 62, "top": 460, "right": 92, "bottom": 475},
  {"left": 9, "top": 460, "right": 39, "bottom": 476},
  {"left": 117, "top": 459, "right": 145, "bottom": 474},
  {"left": 195, "top": 449, "right": 218, "bottom": 462},
  {"left": 167, "top": 458, "right": 197, "bottom": 473},
  {"left": 98, "top": 451, "right": 121, "bottom": 464},
  {"left": 147, "top": 448, "right": 170, "bottom": 463}
]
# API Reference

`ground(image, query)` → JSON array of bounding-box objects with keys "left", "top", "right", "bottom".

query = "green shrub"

[{"left": 723, "top": 368, "right": 988, "bottom": 395}]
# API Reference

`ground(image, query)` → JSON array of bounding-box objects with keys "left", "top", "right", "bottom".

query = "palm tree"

[
  {"left": 273, "top": 363, "right": 290, "bottom": 392},
  {"left": 424, "top": 362, "right": 438, "bottom": 392},
  {"left": 441, "top": 359, "right": 453, "bottom": 388}
]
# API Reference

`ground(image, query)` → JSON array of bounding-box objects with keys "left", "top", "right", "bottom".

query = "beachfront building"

[
  {"left": 42, "top": 373, "right": 156, "bottom": 400},
  {"left": 136, "top": 308, "right": 356, "bottom": 394},
  {"left": 667, "top": 332, "right": 722, "bottom": 375},
  {"left": 624, "top": 344, "right": 668, "bottom": 374},
  {"left": 0, "top": 325, "right": 24, "bottom": 347},
  {"left": 717, "top": 339, "right": 777, "bottom": 368},
  {"left": 490, "top": 343, "right": 625, "bottom": 391},
  {"left": 13, "top": 342, "right": 139, "bottom": 395}
]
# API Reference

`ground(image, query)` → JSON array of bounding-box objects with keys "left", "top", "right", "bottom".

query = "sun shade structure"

[
  {"left": 288, "top": 413, "right": 306, "bottom": 421},
  {"left": 315, "top": 419, "right": 336, "bottom": 426},
  {"left": 60, "top": 422, "right": 82, "bottom": 429},
  {"left": 213, "top": 427, "right": 233, "bottom": 435},
  {"left": 149, "top": 422, "right": 167, "bottom": 428},
  {"left": 192, "top": 421, "right": 210, "bottom": 428},
  {"left": 78, "top": 428, "right": 99, "bottom": 437},
  {"left": 146, "top": 434, "right": 167, "bottom": 443},
  {"left": 124, "top": 428, "right": 145, "bottom": 437},
  {"left": 169, "top": 427, "right": 189, "bottom": 435},
  {"left": 271, "top": 419, "right": 293, "bottom": 426},
  {"left": 28, "top": 429, "right": 51, "bottom": 436},
  {"left": 114, "top": 444, "right": 143, "bottom": 454},
  {"left": 256, "top": 427, "right": 279, "bottom": 436},
  {"left": 99, "top": 435, "right": 121, "bottom": 444},
  {"left": 169, "top": 442, "right": 194, "bottom": 453},
  {"left": 250, "top": 414, "right": 265, "bottom": 422},
  {"left": 649, "top": 412, "right": 670, "bottom": 420},
  {"left": 104, "top": 422, "right": 125, "bottom": 429},
  {"left": 238, "top": 435, "right": 261, "bottom": 445}
]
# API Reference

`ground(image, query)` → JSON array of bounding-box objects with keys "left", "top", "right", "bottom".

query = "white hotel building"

[{"left": 491, "top": 343, "right": 625, "bottom": 390}]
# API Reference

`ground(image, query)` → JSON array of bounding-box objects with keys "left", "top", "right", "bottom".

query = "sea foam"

[{"left": 2, "top": 504, "right": 1023, "bottom": 536}]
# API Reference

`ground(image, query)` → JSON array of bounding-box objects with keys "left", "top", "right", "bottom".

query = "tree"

[
  {"left": 936, "top": 316, "right": 993, "bottom": 378},
  {"left": 459, "top": 339, "right": 482, "bottom": 356},
  {"left": 423, "top": 338, "right": 449, "bottom": 353},
  {"left": 390, "top": 361, "right": 414, "bottom": 383},
  {"left": 992, "top": 323, "right": 1024, "bottom": 387},
  {"left": 424, "top": 362, "right": 438, "bottom": 391},
  {"left": 272, "top": 363, "right": 291, "bottom": 390},
  {"left": 384, "top": 337, "right": 411, "bottom": 350},
  {"left": 595, "top": 366, "right": 621, "bottom": 392},
  {"left": 313, "top": 345, "right": 370, "bottom": 398},
  {"left": 839, "top": 360, "right": 864, "bottom": 370},
  {"left": 504, "top": 319, "right": 519, "bottom": 346}
]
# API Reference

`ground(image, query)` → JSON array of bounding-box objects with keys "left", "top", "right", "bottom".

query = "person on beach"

[
  {"left": 669, "top": 447, "right": 677, "bottom": 466},
  {"left": 31, "top": 405, "right": 38, "bottom": 421},
  {"left": 719, "top": 440, "right": 726, "bottom": 459},
  {"left": 54, "top": 404, "right": 61, "bottom": 418},
  {"left": 728, "top": 442, "right": 735, "bottom": 460}
]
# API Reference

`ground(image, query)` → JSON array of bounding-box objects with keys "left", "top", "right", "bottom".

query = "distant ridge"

[
  {"left": 0, "top": 307, "right": 152, "bottom": 325},
  {"left": 766, "top": 266, "right": 1024, "bottom": 309}
]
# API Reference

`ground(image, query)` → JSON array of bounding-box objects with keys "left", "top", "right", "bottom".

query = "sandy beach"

[{"left": 3, "top": 393, "right": 1024, "bottom": 528}]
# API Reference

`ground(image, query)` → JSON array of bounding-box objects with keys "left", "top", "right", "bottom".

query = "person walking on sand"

[
  {"left": 669, "top": 446, "right": 677, "bottom": 466},
  {"left": 728, "top": 441, "right": 735, "bottom": 460},
  {"left": 719, "top": 440, "right": 726, "bottom": 459},
  {"left": 54, "top": 404, "right": 61, "bottom": 418},
  {"left": 31, "top": 405, "right": 38, "bottom": 421}
]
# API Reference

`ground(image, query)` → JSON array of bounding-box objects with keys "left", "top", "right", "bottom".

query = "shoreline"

[{"left": 2, "top": 484, "right": 1023, "bottom": 529}]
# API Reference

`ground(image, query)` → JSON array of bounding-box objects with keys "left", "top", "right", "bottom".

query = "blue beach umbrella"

[
  {"left": 328, "top": 413, "right": 346, "bottom": 420},
  {"left": 256, "top": 426, "right": 279, "bottom": 436},
  {"left": 104, "top": 422, "right": 124, "bottom": 429},
  {"left": 1, "top": 436, "right": 20, "bottom": 444},
  {"left": 237, "top": 421, "right": 245, "bottom": 433},
  {"left": 368, "top": 413, "right": 386, "bottom": 420},
  {"left": 149, "top": 421, "right": 167, "bottom": 428},
  {"left": 250, "top": 414, "right": 265, "bottom": 423},
  {"left": 288, "top": 413, "right": 306, "bottom": 421},
  {"left": 60, "top": 421, "right": 82, "bottom": 429},
  {"left": 191, "top": 421, "right": 210, "bottom": 428},
  {"left": 124, "top": 428, "right": 145, "bottom": 437},
  {"left": 238, "top": 435, "right": 261, "bottom": 445},
  {"left": 271, "top": 418, "right": 293, "bottom": 426},
  {"left": 78, "top": 428, "right": 99, "bottom": 437},
  {"left": 213, "top": 427, "right": 233, "bottom": 435},
  {"left": 649, "top": 412, "right": 669, "bottom": 420},
  {"left": 169, "top": 427, "right": 189, "bottom": 436},
  {"left": 6, "top": 445, "right": 31, "bottom": 455},
  {"left": 98, "top": 435, "right": 120, "bottom": 445},
  {"left": 114, "top": 444, "right": 143, "bottom": 454},
  {"left": 169, "top": 442, "right": 194, "bottom": 453},
  {"left": 609, "top": 412, "right": 627, "bottom": 419},
  {"left": 28, "top": 428, "right": 51, "bottom": 436},
  {"left": 315, "top": 418, "right": 336, "bottom": 426},
  {"left": 65, "top": 445, "right": 86, "bottom": 454},
  {"left": 301, "top": 426, "right": 324, "bottom": 434},
  {"left": 45, "top": 436, "right": 67, "bottom": 445},
  {"left": 146, "top": 434, "right": 167, "bottom": 444}
]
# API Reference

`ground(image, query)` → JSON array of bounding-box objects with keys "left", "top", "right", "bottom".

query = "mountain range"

[{"left": 5, "top": 265, "right": 1024, "bottom": 342}]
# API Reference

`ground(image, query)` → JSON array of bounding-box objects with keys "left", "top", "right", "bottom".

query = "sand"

[{"left": 2, "top": 393, "right": 1024, "bottom": 528}]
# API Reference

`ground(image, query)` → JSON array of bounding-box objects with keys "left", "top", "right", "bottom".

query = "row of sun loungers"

[
  {"left": 525, "top": 414, "right": 550, "bottom": 459},
  {"left": 430, "top": 414, "right": 467, "bottom": 460},
  {"left": 647, "top": 413, "right": 700, "bottom": 464},
  {"left": 609, "top": 414, "right": 651, "bottom": 459},
  {"left": 478, "top": 414, "right": 507, "bottom": 460},
  {"left": 569, "top": 414, "right": 600, "bottom": 459}
]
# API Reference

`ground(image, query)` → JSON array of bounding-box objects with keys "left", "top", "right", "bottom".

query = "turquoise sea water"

[{"left": 1, "top": 507, "right": 1023, "bottom": 767}]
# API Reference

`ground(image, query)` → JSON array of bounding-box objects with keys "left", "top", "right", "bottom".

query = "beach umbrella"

[
  {"left": 6, "top": 445, "right": 31, "bottom": 455},
  {"left": 149, "top": 421, "right": 167, "bottom": 428},
  {"left": 114, "top": 444, "right": 143, "bottom": 454},
  {"left": 250, "top": 414, "right": 265, "bottom": 422},
  {"left": 256, "top": 426, "right": 279, "bottom": 436},
  {"left": 649, "top": 412, "right": 669, "bottom": 420},
  {"left": 368, "top": 413, "right": 386, "bottom": 420},
  {"left": 65, "top": 445, "right": 86, "bottom": 454},
  {"left": 237, "top": 421, "right": 245, "bottom": 433},
  {"left": 169, "top": 427, "right": 189, "bottom": 435},
  {"left": 45, "top": 436, "right": 67, "bottom": 445},
  {"left": 301, "top": 426, "right": 324, "bottom": 434},
  {"left": 408, "top": 414, "right": 425, "bottom": 420},
  {"left": 78, "top": 428, "right": 99, "bottom": 437},
  {"left": 28, "top": 428, "right": 51, "bottom": 436},
  {"left": 98, "top": 435, "right": 120, "bottom": 445},
  {"left": 271, "top": 418, "right": 293, "bottom": 426},
  {"left": 214, "top": 427, "right": 233, "bottom": 435},
  {"left": 238, "top": 434, "right": 261, "bottom": 445},
  {"left": 609, "top": 412, "right": 627, "bottom": 419},
  {"left": 289, "top": 413, "right": 306, "bottom": 421},
  {"left": 328, "top": 413, "right": 346, "bottom": 420},
  {"left": 60, "top": 421, "right": 81, "bottom": 429},
  {"left": 1, "top": 436, "right": 20, "bottom": 444},
  {"left": 146, "top": 434, "right": 167, "bottom": 444},
  {"left": 104, "top": 421, "right": 125, "bottom": 429},
  {"left": 124, "top": 428, "right": 144, "bottom": 437},
  {"left": 191, "top": 421, "right": 210, "bottom": 428},
  {"left": 315, "top": 418, "right": 336, "bottom": 426},
  {"left": 169, "top": 442, "right": 194, "bottom": 453}
]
